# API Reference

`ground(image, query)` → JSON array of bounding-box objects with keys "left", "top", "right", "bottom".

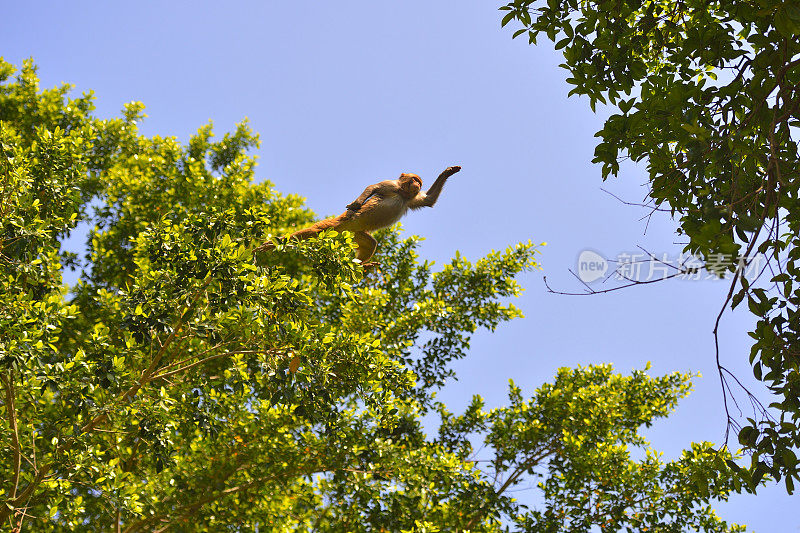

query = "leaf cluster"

[
  {"left": 0, "top": 58, "right": 747, "bottom": 531},
  {"left": 501, "top": 0, "right": 800, "bottom": 489}
]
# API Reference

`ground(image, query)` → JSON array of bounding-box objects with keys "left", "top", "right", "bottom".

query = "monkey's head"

[{"left": 399, "top": 173, "right": 422, "bottom": 197}]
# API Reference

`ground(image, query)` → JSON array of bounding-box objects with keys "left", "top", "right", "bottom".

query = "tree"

[
  {"left": 500, "top": 0, "right": 800, "bottom": 492},
  {"left": 1, "top": 59, "right": 745, "bottom": 531}
]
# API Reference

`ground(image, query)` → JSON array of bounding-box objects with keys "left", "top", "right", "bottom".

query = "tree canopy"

[
  {"left": 1, "top": 59, "right": 746, "bottom": 531},
  {"left": 501, "top": 0, "right": 800, "bottom": 492}
]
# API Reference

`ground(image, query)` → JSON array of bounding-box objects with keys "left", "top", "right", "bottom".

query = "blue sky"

[{"left": 3, "top": 2, "right": 794, "bottom": 529}]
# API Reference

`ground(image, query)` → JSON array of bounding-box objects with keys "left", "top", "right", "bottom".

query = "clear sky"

[{"left": 2, "top": 2, "right": 793, "bottom": 529}]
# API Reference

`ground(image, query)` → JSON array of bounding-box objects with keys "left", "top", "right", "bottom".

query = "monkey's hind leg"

[{"left": 353, "top": 231, "right": 378, "bottom": 266}]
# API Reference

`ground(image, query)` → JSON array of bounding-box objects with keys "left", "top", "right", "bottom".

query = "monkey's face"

[{"left": 399, "top": 173, "right": 422, "bottom": 197}]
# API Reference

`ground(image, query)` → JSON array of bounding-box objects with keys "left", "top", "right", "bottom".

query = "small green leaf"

[{"left": 555, "top": 37, "right": 571, "bottom": 50}]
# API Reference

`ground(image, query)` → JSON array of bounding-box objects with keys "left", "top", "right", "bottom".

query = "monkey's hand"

[
  {"left": 439, "top": 165, "right": 461, "bottom": 179},
  {"left": 346, "top": 201, "right": 362, "bottom": 212}
]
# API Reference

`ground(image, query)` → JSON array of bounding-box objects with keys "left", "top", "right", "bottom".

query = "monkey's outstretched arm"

[{"left": 409, "top": 165, "right": 461, "bottom": 209}]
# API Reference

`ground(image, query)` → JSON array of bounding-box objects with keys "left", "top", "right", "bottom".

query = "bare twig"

[
  {"left": 545, "top": 269, "right": 688, "bottom": 296},
  {"left": 600, "top": 187, "right": 671, "bottom": 212}
]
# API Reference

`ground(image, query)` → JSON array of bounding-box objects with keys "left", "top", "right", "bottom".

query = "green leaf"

[
  {"left": 555, "top": 37, "right": 571, "bottom": 50},
  {"left": 731, "top": 290, "right": 745, "bottom": 310},
  {"left": 751, "top": 461, "right": 768, "bottom": 486},
  {"left": 775, "top": 8, "right": 800, "bottom": 37}
]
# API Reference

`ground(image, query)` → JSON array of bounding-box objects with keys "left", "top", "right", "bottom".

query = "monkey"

[{"left": 258, "top": 165, "right": 461, "bottom": 265}]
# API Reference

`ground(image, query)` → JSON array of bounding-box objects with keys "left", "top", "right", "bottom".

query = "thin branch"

[
  {"left": 600, "top": 187, "right": 671, "bottom": 212},
  {"left": 713, "top": 190, "right": 769, "bottom": 444},
  {"left": 545, "top": 269, "right": 688, "bottom": 296},
  {"left": 154, "top": 340, "right": 237, "bottom": 376},
  {"left": 151, "top": 349, "right": 278, "bottom": 381},
  {"left": 2, "top": 371, "right": 22, "bottom": 500},
  {"left": 464, "top": 444, "right": 554, "bottom": 530}
]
